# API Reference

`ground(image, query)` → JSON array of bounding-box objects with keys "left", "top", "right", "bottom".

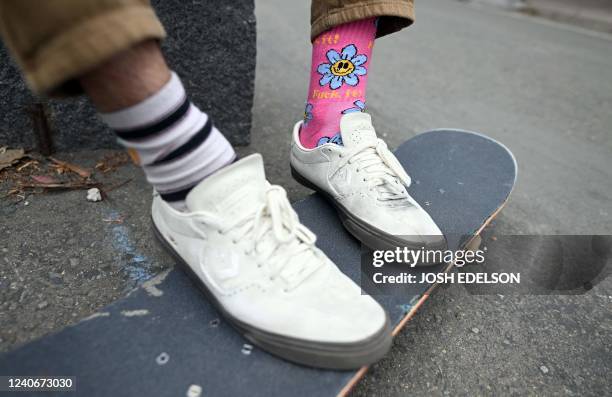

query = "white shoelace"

[
  {"left": 336, "top": 139, "right": 412, "bottom": 202},
  {"left": 219, "top": 186, "right": 322, "bottom": 288}
]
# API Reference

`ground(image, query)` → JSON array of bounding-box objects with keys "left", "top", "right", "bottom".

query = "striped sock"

[{"left": 99, "top": 71, "right": 236, "bottom": 211}]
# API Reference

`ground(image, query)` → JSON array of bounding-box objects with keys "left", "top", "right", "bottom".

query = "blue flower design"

[
  {"left": 303, "top": 103, "right": 314, "bottom": 125},
  {"left": 317, "top": 132, "right": 343, "bottom": 146},
  {"left": 342, "top": 100, "right": 366, "bottom": 114},
  {"left": 317, "top": 44, "right": 367, "bottom": 90}
]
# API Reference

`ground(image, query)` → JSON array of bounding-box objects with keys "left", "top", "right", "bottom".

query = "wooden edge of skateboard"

[{"left": 336, "top": 198, "right": 510, "bottom": 397}]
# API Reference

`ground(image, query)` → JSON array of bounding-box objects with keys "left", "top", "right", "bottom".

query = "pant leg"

[
  {"left": 0, "top": 0, "right": 166, "bottom": 97},
  {"left": 311, "top": 0, "right": 414, "bottom": 40}
]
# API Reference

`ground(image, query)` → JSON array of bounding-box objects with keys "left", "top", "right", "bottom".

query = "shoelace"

[
  {"left": 220, "top": 186, "right": 322, "bottom": 288},
  {"left": 336, "top": 139, "right": 412, "bottom": 202}
]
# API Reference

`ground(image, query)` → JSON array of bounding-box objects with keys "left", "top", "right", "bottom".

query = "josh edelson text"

[{"left": 370, "top": 247, "right": 520, "bottom": 285}]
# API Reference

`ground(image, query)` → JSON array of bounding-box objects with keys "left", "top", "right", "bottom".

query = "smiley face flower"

[
  {"left": 303, "top": 103, "right": 314, "bottom": 125},
  {"left": 317, "top": 44, "right": 367, "bottom": 90}
]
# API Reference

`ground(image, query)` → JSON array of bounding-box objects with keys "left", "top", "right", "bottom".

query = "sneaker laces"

[
  {"left": 336, "top": 139, "right": 412, "bottom": 202},
  {"left": 220, "top": 185, "right": 322, "bottom": 288}
]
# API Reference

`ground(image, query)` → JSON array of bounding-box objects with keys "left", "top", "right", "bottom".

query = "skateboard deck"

[{"left": 0, "top": 129, "right": 516, "bottom": 397}]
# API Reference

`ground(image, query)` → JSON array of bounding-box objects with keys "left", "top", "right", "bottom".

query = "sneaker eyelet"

[
  {"left": 269, "top": 276, "right": 275, "bottom": 281},
  {"left": 283, "top": 289, "right": 289, "bottom": 293}
]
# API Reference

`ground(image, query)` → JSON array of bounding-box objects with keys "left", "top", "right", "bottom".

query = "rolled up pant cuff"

[
  {"left": 24, "top": 5, "right": 166, "bottom": 97},
  {"left": 311, "top": 0, "right": 415, "bottom": 40}
]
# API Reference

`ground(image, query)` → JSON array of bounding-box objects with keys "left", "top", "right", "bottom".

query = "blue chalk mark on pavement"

[{"left": 106, "top": 210, "right": 155, "bottom": 288}]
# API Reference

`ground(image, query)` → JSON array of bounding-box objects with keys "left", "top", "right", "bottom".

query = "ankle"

[
  {"left": 300, "top": 18, "right": 376, "bottom": 149},
  {"left": 99, "top": 71, "right": 236, "bottom": 209}
]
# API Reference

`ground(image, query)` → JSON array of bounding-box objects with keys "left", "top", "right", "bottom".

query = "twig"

[
  {"left": 18, "top": 181, "right": 99, "bottom": 190},
  {"left": 49, "top": 157, "right": 92, "bottom": 178},
  {"left": 16, "top": 160, "right": 37, "bottom": 172}
]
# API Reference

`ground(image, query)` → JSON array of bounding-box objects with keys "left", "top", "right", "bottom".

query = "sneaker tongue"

[
  {"left": 185, "top": 154, "right": 267, "bottom": 217},
  {"left": 339, "top": 112, "right": 378, "bottom": 148}
]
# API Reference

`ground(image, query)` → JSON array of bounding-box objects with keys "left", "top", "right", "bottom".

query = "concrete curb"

[{"left": 0, "top": 0, "right": 256, "bottom": 152}]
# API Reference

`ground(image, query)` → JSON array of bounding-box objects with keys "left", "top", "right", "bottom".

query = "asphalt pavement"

[
  {"left": 253, "top": 1, "right": 611, "bottom": 395},
  {"left": 1, "top": 0, "right": 611, "bottom": 395}
]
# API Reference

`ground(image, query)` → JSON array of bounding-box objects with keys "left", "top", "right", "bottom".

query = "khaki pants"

[{"left": 0, "top": 0, "right": 414, "bottom": 97}]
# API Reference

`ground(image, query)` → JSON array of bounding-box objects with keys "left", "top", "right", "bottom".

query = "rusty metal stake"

[{"left": 28, "top": 102, "right": 54, "bottom": 156}]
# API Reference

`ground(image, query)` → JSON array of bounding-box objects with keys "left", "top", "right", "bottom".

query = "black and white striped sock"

[{"left": 100, "top": 72, "right": 236, "bottom": 211}]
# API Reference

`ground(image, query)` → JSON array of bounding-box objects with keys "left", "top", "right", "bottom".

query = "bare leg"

[
  {"left": 80, "top": 39, "right": 235, "bottom": 208},
  {"left": 79, "top": 40, "right": 170, "bottom": 112}
]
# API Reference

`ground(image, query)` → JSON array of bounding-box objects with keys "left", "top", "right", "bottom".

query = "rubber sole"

[
  {"left": 151, "top": 218, "right": 393, "bottom": 370},
  {"left": 290, "top": 165, "right": 447, "bottom": 260}
]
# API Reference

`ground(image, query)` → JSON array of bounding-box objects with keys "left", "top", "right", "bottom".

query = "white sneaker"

[
  {"left": 290, "top": 112, "right": 446, "bottom": 255},
  {"left": 151, "top": 154, "right": 391, "bottom": 369}
]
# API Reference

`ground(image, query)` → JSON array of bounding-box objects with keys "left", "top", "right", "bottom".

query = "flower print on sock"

[
  {"left": 342, "top": 100, "right": 366, "bottom": 114},
  {"left": 303, "top": 103, "right": 314, "bottom": 125},
  {"left": 316, "top": 132, "right": 343, "bottom": 146},
  {"left": 317, "top": 44, "right": 367, "bottom": 90}
]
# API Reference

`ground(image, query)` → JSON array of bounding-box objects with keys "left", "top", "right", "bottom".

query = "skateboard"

[{"left": 0, "top": 129, "right": 516, "bottom": 397}]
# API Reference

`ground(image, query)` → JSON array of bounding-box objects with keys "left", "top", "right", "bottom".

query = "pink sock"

[{"left": 300, "top": 18, "right": 377, "bottom": 148}]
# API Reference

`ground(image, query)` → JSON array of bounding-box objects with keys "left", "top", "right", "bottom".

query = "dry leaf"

[
  {"left": 0, "top": 148, "right": 25, "bottom": 171},
  {"left": 49, "top": 157, "right": 92, "bottom": 178},
  {"left": 31, "top": 175, "right": 59, "bottom": 184},
  {"left": 95, "top": 152, "right": 130, "bottom": 173}
]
